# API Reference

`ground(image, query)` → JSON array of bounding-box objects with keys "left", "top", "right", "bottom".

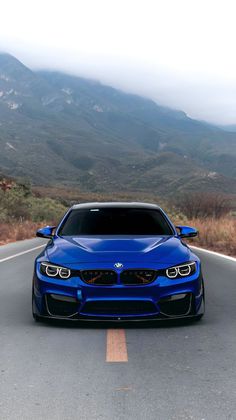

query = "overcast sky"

[{"left": 0, "top": 0, "right": 235, "bottom": 124}]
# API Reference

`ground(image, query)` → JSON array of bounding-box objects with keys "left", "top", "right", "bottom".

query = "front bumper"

[{"left": 32, "top": 262, "right": 204, "bottom": 321}]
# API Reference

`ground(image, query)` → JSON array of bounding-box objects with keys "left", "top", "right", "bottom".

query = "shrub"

[
  {"left": 0, "top": 183, "right": 67, "bottom": 224},
  {"left": 0, "top": 187, "right": 31, "bottom": 221},
  {"left": 30, "top": 197, "right": 66, "bottom": 224},
  {"left": 173, "top": 192, "right": 231, "bottom": 219}
]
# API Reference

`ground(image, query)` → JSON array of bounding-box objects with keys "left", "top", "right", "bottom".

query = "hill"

[{"left": 0, "top": 53, "right": 236, "bottom": 195}]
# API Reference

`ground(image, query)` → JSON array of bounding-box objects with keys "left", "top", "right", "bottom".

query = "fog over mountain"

[
  {"left": 0, "top": 0, "right": 235, "bottom": 125},
  {"left": 0, "top": 53, "right": 236, "bottom": 195}
]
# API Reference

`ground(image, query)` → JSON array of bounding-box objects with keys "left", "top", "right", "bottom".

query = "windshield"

[{"left": 58, "top": 207, "right": 173, "bottom": 236}]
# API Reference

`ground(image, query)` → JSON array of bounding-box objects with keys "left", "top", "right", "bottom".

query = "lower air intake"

[
  {"left": 81, "top": 300, "right": 157, "bottom": 315},
  {"left": 158, "top": 293, "right": 192, "bottom": 317},
  {"left": 46, "top": 294, "right": 78, "bottom": 317}
]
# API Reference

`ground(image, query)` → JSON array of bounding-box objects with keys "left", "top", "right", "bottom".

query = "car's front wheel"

[
  {"left": 32, "top": 286, "right": 43, "bottom": 322},
  {"left": 194, "top": 282, "right": 205, "bottom": 321},
  {"left": 193, "top": 313, "right": 204, "bottom": 321},
  {"left": 32, "top": 312, "right": 42, "bottom": 322}
]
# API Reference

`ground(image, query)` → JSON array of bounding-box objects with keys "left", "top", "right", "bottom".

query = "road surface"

[{"left": 0, "top": 238, "right": 236, "bottom": 420}]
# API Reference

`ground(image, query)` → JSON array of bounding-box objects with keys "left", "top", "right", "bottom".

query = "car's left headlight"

[
  {"left": 166, "top": 262, "right": 196, "bottom": 279},
  {"left": 40, "top": 262, "right": 71, "bottom": 279}
]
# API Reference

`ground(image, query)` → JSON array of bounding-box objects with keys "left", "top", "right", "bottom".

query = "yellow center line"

[{"left": 106, "top": 329, "right": 128, "bottom": 362}]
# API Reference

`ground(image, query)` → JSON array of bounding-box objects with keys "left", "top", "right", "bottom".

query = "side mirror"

[
  {"left": 36, "top": 226, "right": 56, "bottom": 239},
  {"left": 176, "top": 225, "right": 198, "bottom": 238}
]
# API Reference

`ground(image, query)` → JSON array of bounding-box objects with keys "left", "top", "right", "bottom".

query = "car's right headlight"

[
  {"left": 166, "top": 262, "right": 196, "bottom": 279},
  {"left": 40, "top": 262, "right": 71, "bottom": 279}
]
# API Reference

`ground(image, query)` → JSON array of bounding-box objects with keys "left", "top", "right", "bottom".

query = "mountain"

[
  {"left": 220, "top": 125, "right": 236, "bottom": 133},
  {"left": 0, "top": 53, "right": 236, "bottom": 195}
]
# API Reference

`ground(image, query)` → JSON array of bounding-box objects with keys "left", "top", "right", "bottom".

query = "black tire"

[
  {"left": 32, "top": 286, "right": 43, "bottom": 322},
  {"left": 193, "top": 286, "right": 205, "bottom": 321},
  {"left": 32, "top": 312, "right": 42, "bottom": 322},
  {"left": 193, "top": 313, "right": 204, "bottom": 321}
]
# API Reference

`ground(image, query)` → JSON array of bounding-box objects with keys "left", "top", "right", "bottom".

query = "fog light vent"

[
  {"left": 158, "top": 293, "right": 192, "bottom": 317},
  {"left": 46, "top": 294, "right": 78, "bottom": 317}
]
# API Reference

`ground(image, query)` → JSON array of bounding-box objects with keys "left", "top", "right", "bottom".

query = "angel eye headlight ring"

[
  {"left": 59, "top": 267, "right": 71, "bottom": 279},
  {"left": 45, "top": 265, "right": 59, "bottom": 277},
  {"left": 40, "top": 263, "right": 71, "bottom": 279},
  {"left": 166, "top": 267, "right": 178, "bottom": 278},
  {"left": 166, "top": 262, "right": 196, "bottom": 279}
]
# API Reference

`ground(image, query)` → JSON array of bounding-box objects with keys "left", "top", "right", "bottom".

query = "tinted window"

[{"left": 59, "top": 208, "right": 173, "bottom": 236}]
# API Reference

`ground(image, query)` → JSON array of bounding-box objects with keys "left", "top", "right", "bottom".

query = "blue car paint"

[{"left": 32, "top": 203, "right": 204, "bottom": 321}]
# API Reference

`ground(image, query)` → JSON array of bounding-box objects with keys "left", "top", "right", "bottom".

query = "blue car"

[{"left": 32, "top": 202, "right": 205, "bottom": 322}]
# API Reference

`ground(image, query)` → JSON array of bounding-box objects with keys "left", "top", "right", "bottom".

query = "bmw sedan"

[{"left": 32, "top": 202, "right": 205, "bottom": 322}]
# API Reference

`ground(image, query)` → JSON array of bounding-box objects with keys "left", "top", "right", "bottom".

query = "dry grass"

[
  {"left": 1, "top": 217, "right": 235, "bottom": 257},
  {"left": 0, "top": 221, "right": 43, "bottom": 245},
  {"left": 182, "top": 217, "right": 236, "bottom": 257}
]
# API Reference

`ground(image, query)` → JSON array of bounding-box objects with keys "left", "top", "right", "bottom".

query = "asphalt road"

[{"left": 0, "top": 238, "right": 236, "bottom": 420}]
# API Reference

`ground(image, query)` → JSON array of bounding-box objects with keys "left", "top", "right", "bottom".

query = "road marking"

[
  {"left": 0, "top": 245, "right": 45, "bottom": 263},
  {"left": 116, "top": 386, "right": 133, "bottom": 391},
  {"left": 106, "top": 329, "right": 128, "bottom": 362},
  {"left": 191, "top": 246, "right": 236, "bottom": 262}
]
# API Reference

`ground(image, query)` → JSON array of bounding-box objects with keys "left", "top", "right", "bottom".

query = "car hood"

[{"left": 45, "top": 236, "right": 192, "bottom": 266}]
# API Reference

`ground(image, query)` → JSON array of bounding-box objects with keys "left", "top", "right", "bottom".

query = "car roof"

[{"left": 72, "top": 202, "right": 161, "bottom": 210}]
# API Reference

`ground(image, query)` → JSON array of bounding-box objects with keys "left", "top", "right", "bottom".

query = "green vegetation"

[{"left": 0, "top": 181, "right": 66, "bottom": 224}]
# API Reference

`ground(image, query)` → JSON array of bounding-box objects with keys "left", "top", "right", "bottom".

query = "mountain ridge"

[{"left": 0, "top": 53, "right": 236, "bottom": 194}]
